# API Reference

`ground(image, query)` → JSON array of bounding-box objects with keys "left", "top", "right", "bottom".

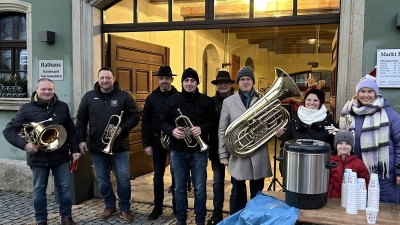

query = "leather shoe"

[
  {"left": 61, "top": 217, "right": 76, "bottom": 225},
  {"left": 120, "top": 211, "right": 133, "bottom": 222},
  {"left": 148, "top": 206, "right": 162, "bottom": 221},
  {"left": 207, "top": 208, "right": 223, "bottom": 225},
  {"left": 36, "top": 223, "right": 47, "bottom": 225},
  {"left": 100, "top": 207, "right": 117, "bottom": 220}
]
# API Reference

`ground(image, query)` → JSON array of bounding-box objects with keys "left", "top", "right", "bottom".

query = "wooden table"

[{"left": 263, "top": 191, "right": 400, "bottom": 225}]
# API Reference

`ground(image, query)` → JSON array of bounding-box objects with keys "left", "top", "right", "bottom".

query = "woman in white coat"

[{"left": 218, "top": 66, "right": 272, "bottom": 215}]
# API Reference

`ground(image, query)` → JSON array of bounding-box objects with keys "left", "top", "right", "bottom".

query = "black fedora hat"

[
  {"left": 154, "top": 66, "right": 177, "bottom": 76},
  {"left": 211, "top": 71, "right": 235, "bottom": 85}
]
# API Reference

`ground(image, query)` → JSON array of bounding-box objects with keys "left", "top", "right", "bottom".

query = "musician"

[
  {"left": 76, "top": 67, "right": 140, "bottom": 222},
  {"left": 142, "top": 66, "right": 178, "bottom": 220},
  {"left": 207, "top": 71, "right": 235, "bottom": 225},
  {"left": 3, "top": 78, "right": 81, "bottom": 225},
  {"left": 218, "top": 66, "right": 272, "bottom": 215},
  {"left": 160, "top": 68, "right": 218, "bottom": 225}
]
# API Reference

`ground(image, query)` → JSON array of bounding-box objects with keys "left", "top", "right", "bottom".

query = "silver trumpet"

[
  {"left": 102, "top": 111, "right": 124, "bottom": 155},
  {"left": 175, "top": 108, "right": 209, "bottom": 152}
]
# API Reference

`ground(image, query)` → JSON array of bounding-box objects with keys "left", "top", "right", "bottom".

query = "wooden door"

[
  {"left": 109, "top": 34, "right": 170, "bottom": 179},
  {"left": 330, "top": 27, "right": 339, "bottom": 120}
]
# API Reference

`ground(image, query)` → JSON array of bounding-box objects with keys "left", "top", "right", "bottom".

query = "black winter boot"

[{"left": 207, "top": 208, "right": 223, "bottom": 225}]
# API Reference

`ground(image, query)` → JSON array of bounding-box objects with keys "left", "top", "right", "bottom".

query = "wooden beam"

[
  {"left": 228, "top": 24, "right": 338, "bottom": 33},
  {"left": 150, "top": 0, "right": 201, "bottom": 4}
]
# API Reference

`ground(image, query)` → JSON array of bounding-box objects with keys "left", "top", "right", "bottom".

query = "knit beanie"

[
  {"left": 236, "top": 66, "right": 255, "bottom": 84},
  {"left": 181, "top": 68, "right": 200, "bottom": 84},
  {"left": 334, "top": 130, "right": 354, "bottom": 151},
  {"left": 304, "top": 88, "right": 325, "bottom": 108},
  {"left": 356, "top": 77, "right": 379, "bottom": 96}
]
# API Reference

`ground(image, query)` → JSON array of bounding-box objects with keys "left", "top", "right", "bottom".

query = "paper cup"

[{"left": 366, "top": 207, "right": 379, "bottom": 224}]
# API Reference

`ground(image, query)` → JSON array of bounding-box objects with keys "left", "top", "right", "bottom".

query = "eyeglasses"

[{"left": 239, "top": 78, "right": 252, "bottom": 83}]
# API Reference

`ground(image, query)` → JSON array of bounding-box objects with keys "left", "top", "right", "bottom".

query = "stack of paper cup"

[
  {"left": 357, "top": 178, "right": 367, "bottom": 210},
  {"left": 346, "top": 172, "right": 358, "bottom": 214},
  {"left": 341, "top": 172, "right": 350, "bottom": 208},
  {"left": 368, "top": 173, "right": 380, "bottom": 209}
]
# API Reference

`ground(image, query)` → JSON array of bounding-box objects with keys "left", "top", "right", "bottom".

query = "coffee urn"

[{"left": 283, "top": 139, "right": 337, "bottom": 209}]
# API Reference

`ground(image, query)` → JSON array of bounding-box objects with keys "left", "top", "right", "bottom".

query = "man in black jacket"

[
  {"left": 76, "top": 67, "right": 140, "bottom": 222},
  {"left": 3, "top": 78, "right": 81, "bottom": 225},
  {"left": 142, "top": 66, "right": 178, "bottom": 220},
  {"left": 207, "top": 71, "right": 235, "bottom": 225},
  {"left": 160, "top": 68, "right": 218, "bottom": 225}
]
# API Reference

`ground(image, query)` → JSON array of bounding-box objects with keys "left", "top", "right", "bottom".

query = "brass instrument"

[
  {"left": 175, "top": 108, "right": 209, "bottom": 152},
  {"left": 224, "top": 67, "right": 300, "bottom": 158},
  {"left": 160, "top": 130, "right": 170, "bottom": 150},
  {"left": 102, "top": 111, "right": 124, "bottom": 155},
  {"left": 19, "top": 118, "right": 67, "bottom": 152}
]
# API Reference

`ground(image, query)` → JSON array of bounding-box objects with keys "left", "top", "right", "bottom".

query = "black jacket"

[
  {"left": 209, "top": 88, "right": 234, "bottom": 161},
  {"left": 160, "top": 88, "right": 218, "bottom": 152},
  {"left": 76, "top": 81, "right": 140, "bottom": 153},
  {"left": 3, "top": 92, "right": 80, "bottom": 167},
  {"left": 142, "top": 86, "right": 178, "bottom": 148},
  {"left": 280, "top": 111, "right": 337, "bottom": 151}
]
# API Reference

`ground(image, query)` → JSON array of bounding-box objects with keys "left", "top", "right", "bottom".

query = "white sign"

[
  {"left": 39, "top": 60, "right": 63, "bottom": 80},
  {"left": 20, "top": 50, "right": 27, "bottom": 65},
  {"left": 376, "top": 49, "right": 400, "bottom": 88}
]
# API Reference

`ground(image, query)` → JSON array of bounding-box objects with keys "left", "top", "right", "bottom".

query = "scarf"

[
  {"left": 238, "top": 88, "right": 255, "bottom": 109},
  {"left": 297, "top": 105, "right": 328, "bottom": 125},
  {"left": 340, "top": 96, "right": 389, "bottom": 177}
]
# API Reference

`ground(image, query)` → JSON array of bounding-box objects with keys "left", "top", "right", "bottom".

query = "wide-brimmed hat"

[
  {"left": 154, "top": 66, "right": 177, "bottom": 76},
  {"left": 211, "top": 71, "right": 235, "bottom": 85}
]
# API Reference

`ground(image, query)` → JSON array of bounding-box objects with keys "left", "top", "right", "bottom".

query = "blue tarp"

[{"left": 218, "top": 192, "right": 300, "bottom": 225}]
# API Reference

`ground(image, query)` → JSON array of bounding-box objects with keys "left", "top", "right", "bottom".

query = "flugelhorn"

[
  {"left": 160, "top": 130, "right": 170, "bottom": 150},
  {"left": 224, "top": 67, "right": 300, "bottom": 158},
  {"left": 19, "top": 118, "right": 67, "bottom": 152},
  {"left": 102, "top": 111, "right": 124, "bottom": 155},
  {"left": 175, "top": 108, "right": 209, "bottom": 152}
]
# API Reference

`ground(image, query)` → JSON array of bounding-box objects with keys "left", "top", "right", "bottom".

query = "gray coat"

[{"left": 218, "top": 92, "right": 272, "bottom": 180}]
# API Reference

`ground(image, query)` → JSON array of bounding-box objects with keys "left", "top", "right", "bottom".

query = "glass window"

[
  {"left": 297, "top": 0, "right": 340, "bottom": 15},
  {"left": 173, "top": 0, "right": 205, "bottom": 21},
  {"left": 104, "top": 0, "right": 134, "bottom": 24},
  {"left": 138, "top": 0, "right": 168, "bottom": 23},
  {"left": 215, "top": 0, "right": 249, "bottom": 19},
  {"left": 0, "top": 13, "right": 27, "bottom": 98},
  {"left": 254, "top": 0, "right": 293, "bottom": 18}
]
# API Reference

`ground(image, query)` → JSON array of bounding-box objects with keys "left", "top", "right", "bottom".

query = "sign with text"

[
  {"left": 39, "top": 60, "right": 63, "bottom": 80},
  {"left": 376, "top": 49, "right": 400, "bottom": 88}
]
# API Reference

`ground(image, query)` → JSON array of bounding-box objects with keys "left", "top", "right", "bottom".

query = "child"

[{"left": 328, "top": 130, "right": 370, "bottom": 198}]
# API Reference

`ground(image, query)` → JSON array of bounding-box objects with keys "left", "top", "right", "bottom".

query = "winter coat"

[
  {"left": 348, "top": 98, "right": 400, "bottom": 204},
  {"left": 280, "top": 112, "right": 336, "bottom": 151},
  {"left": 218, "top": 91, "right": 272, "bottom": 180},
  {"left": 142, "top": 86, "right": 178, "bottom": 148},
  {"left": 76, "top": 81, "right": 140, "bottom": 153},
  {"left": 160, "top": 88, "right": 218, "bottom": 153},
  {"left": 328, "top": 155, "right": 370, "bottom": 198},
  {"left": 209, "top": 88, "right": 234, "bottom": 161},
  {"left": 3, "top": 92, "right": 79, "bottom": 167}
]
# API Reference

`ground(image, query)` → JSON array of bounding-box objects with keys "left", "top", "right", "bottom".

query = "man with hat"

[
  {"left": 160, "top": 68, "right": 218, "bottom": 225},
  {"left": 207, "top": 71, "right": 235, "bottom": 225},
  {"left": 142, "top": 65, "right": 179, "bottom": 221}
]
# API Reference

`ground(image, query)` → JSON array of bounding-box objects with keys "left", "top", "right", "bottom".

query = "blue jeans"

[
  {"left": 230, "top": 177, "right": 265, "bottom": 215},
  {"left": 152, "top": 146, "right": 169, "bottom": 208},
  {"left": 91, "top": 151, "right": 131, "bottom": 212},
  {"left": 211, "top": 158, "right": 225, "bottom": 210},
  {"left": 170, "top": 150, "right": 207, "bottom": 224},
  {"left": 31, "top": 162, "right": 72, "bottom": 223}
]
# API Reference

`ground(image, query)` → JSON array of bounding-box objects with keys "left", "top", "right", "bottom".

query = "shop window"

[{"left": 0, "top": 13, "right": 27, "bottom": 98}]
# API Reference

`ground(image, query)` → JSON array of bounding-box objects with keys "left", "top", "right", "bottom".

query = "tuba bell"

[
  {"left": 224, "top": 67, "right": 300, "bottom": 158},
  {"left": 102, "top": 111, "right": 124, "bottom": 155},
  {"left": 19, "top": 118, "right": 67, "bottom": 152}
]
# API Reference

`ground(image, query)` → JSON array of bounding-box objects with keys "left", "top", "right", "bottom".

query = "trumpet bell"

[{"left": 20, "top": 122, "right": 67, "bottom": 152}]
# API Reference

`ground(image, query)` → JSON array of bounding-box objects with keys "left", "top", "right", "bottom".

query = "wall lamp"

[
  {"left": 39, "top": 31, "right": 55, "bottom": 43},
  {"left": 397, "top": 12, "right": 400, "bottom": 29}
]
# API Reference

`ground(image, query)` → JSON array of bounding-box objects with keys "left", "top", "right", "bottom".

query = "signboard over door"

[{"left": 376, "top": 49, "right": 400, "bottom": 88}]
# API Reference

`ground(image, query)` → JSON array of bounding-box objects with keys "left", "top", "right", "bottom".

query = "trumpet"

[
  {"left": 19, "top": 118, "right": 67, "bottom": 152},
  {"left": 175, "top": 108, "right": 209, "bottom": 152},
  {"left": 102, "top": 111, "right": 124, "bottom": 155}
]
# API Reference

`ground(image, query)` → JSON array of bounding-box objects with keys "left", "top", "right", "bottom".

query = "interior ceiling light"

[{"left": 308, "top": 39, "right": 316, "bottom": 44}]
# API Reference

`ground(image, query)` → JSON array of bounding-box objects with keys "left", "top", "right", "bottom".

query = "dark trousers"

[
  {"left": 230, "top": 177, "right": 265, "bottom": 215},
  {"left": 152, "top": 146, "right": 169, "bottom": 208}
]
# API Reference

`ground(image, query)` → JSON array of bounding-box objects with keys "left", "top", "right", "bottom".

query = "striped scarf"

[{"left": 340, "top": 95, "right": 390, "bottom": 177}]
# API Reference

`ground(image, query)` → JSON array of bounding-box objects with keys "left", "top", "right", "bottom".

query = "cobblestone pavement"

[{"left": 0, "top": 191, "right": 231, "bottom": 225}]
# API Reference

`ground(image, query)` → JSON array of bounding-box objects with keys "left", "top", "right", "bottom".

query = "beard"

[{"left": 160, "top": 83, "right": 171, "bottom": 91}]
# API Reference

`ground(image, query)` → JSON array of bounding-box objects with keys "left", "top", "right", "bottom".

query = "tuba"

[
  {"left": 19, "top": 118, "right": 67, "bottom": 152},
  {"left": 224, "top": 67, "right": 300, "bottom": 158},
  {"left": 102, "top": 111, "right": 124, "bottom": 155},
  {"left": 175, "top": 108, "right": 209, "bottom": 152}
]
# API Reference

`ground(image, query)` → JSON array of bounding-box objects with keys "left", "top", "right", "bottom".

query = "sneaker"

[
  {"left": 120, "top": 211, "right": 133, "bottom": 223},
  {"left": 61, "top": 217, "right": 76, "bottom": 225},
  {"left": 148, "top": 206, "right": 163, "bottom": 221},
  {"left": 100, "top": 207, "right": 117, "bottom": 220},
  {"left": 207, "top": 208, "right": 223, "bottom": 225}
]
